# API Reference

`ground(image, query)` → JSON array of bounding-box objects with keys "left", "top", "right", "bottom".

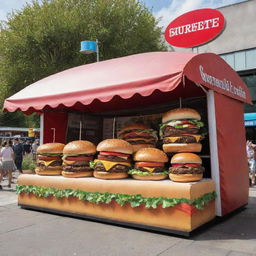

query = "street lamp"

[{"left": 80, "top": 40, "right": 99, "bottom": 62}]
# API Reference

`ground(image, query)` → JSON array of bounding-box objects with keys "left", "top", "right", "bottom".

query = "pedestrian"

[
  {"left": 23, "top": 140, "right": 31, "bottom": 154},
  {"left": 246, "top": 140, "right": 256, "bottom": 186},
  {"left": 13, "top": 138, "right": 24, "bottom": 173},
  {"left": 31, "top": 139, "right": 39, "bottom": 161},
  {"left": 0, "top": 141, "right": 15, "bottom": 189}
]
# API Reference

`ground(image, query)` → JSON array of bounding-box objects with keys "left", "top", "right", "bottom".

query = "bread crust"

[
  {"left": 37, "top": 143, "right": 65, "bottom": 154},
  {"left": 35, "top": 168, "right": 62, "bottom": 176},
  {"left": 62, "top": 171, "right": 93, "bottom": 178},
  {"left": 170, "top": 153, "right": 202, "bottom": 164},
  {"left": 162, "top": 108, "right": 201, "bottom": 123},
  {"left": 163, "top": 143, "right": 202, "bottom": 153},
  {"left": 93, "top": 171, "right": 128, "bottom": 180},
  {"left": 97, "top": 139, "right": 133, "bottom": 154},
  {"left": 169, "top": 173, "right": 203, "bottom": 182},
  {"left": 131, "top": 174, "right": 168, "bottom": 181},
  {"left": 132, "top": 144, "right": 155, "bottom": 152},
  {"left": 134, "top": 148, "right": 168, "bottom": 162},
  {"left": 63, "top": 140, "right": 96, "bottom": 155}
]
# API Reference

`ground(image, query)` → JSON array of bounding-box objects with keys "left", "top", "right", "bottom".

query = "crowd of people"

[
  {"left": 0, "top": 138, "right": 39, "bottom": 189},
  {"left": 246, "top": 140, "right": 256, "bottom": 186}
]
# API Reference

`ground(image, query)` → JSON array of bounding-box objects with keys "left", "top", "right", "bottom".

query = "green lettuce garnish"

[
  {"left": 128, "top": 169, "right": 168, "bottom": 176},
  {"left": 16, "top": 184, "right": 217, "bottom": 210}
]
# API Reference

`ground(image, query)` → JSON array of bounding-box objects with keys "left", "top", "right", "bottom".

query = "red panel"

[
  {"left": 184, "top": 53, "right": 251, "bottom": 104},
  {"left": 43, "top": 112, "right": 68, "bottom": 144},
  {"left": 214, "top": 93, "right": 248, "bottom": 215}
]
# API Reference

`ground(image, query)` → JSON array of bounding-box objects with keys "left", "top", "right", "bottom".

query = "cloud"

[{"left": 154, "top": 0, "right": 245, "bottom": 29}]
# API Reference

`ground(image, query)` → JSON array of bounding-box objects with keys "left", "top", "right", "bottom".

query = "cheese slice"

[
  {"left": 165, "top": 134, "right": 201, "bottom": 143},
  {"left": 142, "top": 167, "right": 155, "bottom": 173},
  {"left": 94, "top": 160, "right": 131, "bottom": 171},
  {"left": 37, "top": 160, "right": 58, "bottom": 167}
]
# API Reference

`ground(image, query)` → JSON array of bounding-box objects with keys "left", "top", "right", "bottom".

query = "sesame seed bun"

[
  {"left": 134, "top": 148, "right": 168, "bottom": 163},
  {"left": 37, "top": 143, "right": 65, "bottom": 154},
  {"left": 162, "top": 108, "right": 201, "bottom": 123},
  {"left": 170, "top": 153, "right": 202, "bottom": 164},
  {"left": 163, "top": 143, "right": 202, "bottom": 153},
  {"left": 93, "top": 171, "right": 128, "bottom": 179},
  {"left": 169, "top": 173, "right": 203, "bottom": 182},
  {"left": 96, "top": 139, "right": 133, "bottom": 154},
  {"left": 63, "top": 140, "right": 96, "bottom": 155},
  {"left": 131, "top": 174, "right": 168, "bottom": 181},
  {"left": 62, "top": 170, "right": 93, "bottom": 178},
  {"left": 35, "top": 168, "right": 62, "bottom": 176}
]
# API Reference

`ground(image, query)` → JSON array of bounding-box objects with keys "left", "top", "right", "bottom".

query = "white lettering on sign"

[
  {"left": 169, "top": 17, "right": 220, "bottom": 37},
  {"left": 199, "top": 65, "right": 246, "bottom": 99}
]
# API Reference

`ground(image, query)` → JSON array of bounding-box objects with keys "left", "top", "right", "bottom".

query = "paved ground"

[{"left": 0, "top": 173, "right": 256, "bottom": 256}]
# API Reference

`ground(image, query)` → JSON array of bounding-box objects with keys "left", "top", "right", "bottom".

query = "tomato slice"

[
  {"left": 185, "top": 163, "right": 200, "bottom": 167},
  {"left": 65, "top": 156, "right": 93, "bottom": 161},
  {"left": 100, "top": 151, "right": 130, "bottom": 157},
  {"left": 38, "top": 155, "right": 60, "bottom": 161},
  {"left": 180, "top": 120, "right": 191, "bottom": 124},
  {"left": 135, "top": 162, "right": 164, "bottom": 167}
]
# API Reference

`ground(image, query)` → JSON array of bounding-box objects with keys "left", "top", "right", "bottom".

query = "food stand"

[{"left": 4, "top": 52, "right": 251, "bottom": 235}]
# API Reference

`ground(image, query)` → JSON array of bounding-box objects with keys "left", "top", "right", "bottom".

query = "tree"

[{"left": 0, "top": 0, "right": 166, "bottom": 127}]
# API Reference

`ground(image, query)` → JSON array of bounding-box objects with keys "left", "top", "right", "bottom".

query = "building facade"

[{"left": 172, "top": 0, "right": 256, "bottom": 141}]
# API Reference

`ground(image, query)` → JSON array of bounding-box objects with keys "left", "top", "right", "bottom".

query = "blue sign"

[
  {"left": 245, "top": 120, "right": 256, "bottom": 127},
  {"left": 80, "top": 41, "right": 97, "bottom": 54},
  {"left": 244, "top": 113, "right": 256, "bottom": 127}
]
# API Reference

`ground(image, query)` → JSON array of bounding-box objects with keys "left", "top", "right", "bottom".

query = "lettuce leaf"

[
  {"left": 40, "top": 153, "right": 62, "bottom": 157},
  {"left": 16, "top": 184, "right": 217, "bottom": 210},
  {"left": 128, "top": 169, "right": 169, "bottom": 176}
]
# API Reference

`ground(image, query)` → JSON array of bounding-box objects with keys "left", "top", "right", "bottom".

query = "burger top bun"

[
  {"left": 118, "top": 123, "right": 149, "bottom": 134},
  {"left": 97, "top": 139, "right": 133, "bottom": 154},
  {"left": 63, "top": 140, "right": 96, "bottom": 154},
  {"left": 37, "top": 143, "right": 65, "bottom": 154},
  {"left": 171, "top": 153, "right": 202, "bottom": 164},
  {"left": 134, "top": 148, "right": 168, "bottom": 163},
  {"left": 162, "top": 108, "right": 201, "bottom": 123}
]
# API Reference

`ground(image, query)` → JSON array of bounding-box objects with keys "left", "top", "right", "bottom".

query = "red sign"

[{"left": 165, "top": 8, "right": 225, "bottom": 48}]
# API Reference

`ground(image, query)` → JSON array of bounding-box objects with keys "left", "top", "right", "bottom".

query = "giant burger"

[
  {"left": 93, "top": 139, "right": 133, "bottom": 179},
  {"left": 36, "top": 143, "right": 65, "bottom": 175},
  {"left": 117, "top": 123, "right": 157, "bottom": 152},
  {"left": 62, "top": 140, "right": 96, "bottom": 178},
  {"left": 129, "top": 148, "right": 169, "bottom": 180},
  {"left": 169, "top": 153, "right": 204, "bottom": 182},
  {"left": 160, "top": 108, "right": 204, "bottom": 153}
]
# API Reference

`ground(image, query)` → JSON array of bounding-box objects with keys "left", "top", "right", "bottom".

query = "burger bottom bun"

[
  {"left": 93, "top": 171, "right": 128, "bottom": 180},
  {"left": 132, "top": 144, "right": 155, "bottom": 152},
  {"left": 35, "top": 168, "right": 62, "bottom": 176},
  {"left": 169, "top": 173, "right": 203, "bottom": 182},
  {"left": 131, "top": 174, "right": 168, "bottom": 181},
  {"left": 163, "top": 143, "right": 202, "bottom": 153},
  {"left": 62, "top": 171, "right": 93, "bottom": 178}
]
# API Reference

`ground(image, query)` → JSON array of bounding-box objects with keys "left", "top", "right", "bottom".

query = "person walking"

[
  {"left": 246, "top": 140, "right": 256, "bottom": 186},
  {"left": 13, "top": 138, "right": 23, "bottom": 173},
  {"left": 0, "top": 141, "right": 15, "bottom": 189},
  {"left": 31, "top": 139, "right": 39, "bottom": 161}
]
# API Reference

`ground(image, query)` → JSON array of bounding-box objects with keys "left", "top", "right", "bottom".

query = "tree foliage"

[{"left": 0, "top": 0, "right": 166, "bottom": 127}]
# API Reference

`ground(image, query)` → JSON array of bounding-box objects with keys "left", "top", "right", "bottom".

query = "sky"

[{"left": 0, "top": 0, "right": 247, "bottom": 28}]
